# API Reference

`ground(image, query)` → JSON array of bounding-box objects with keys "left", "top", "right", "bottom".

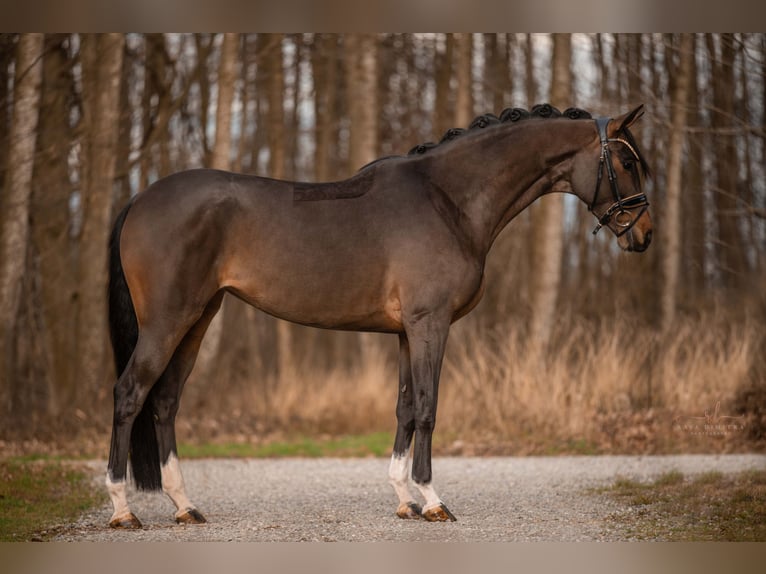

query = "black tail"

[{"left": 108, "top": 202, "right": 162, "bottom": 491}]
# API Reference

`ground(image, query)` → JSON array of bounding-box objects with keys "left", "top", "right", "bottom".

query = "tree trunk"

[
  {"left": 708, "top": 34, "right": 748, "bottom": 290},
  {"left": 661, "top": 34, "right": 694, "bottom": 331},
  {"left": 139, "top": 34, "right": 165, "bottom": 191},
  {"left": 453, "top": 33, "right": 473, "bottom": 127},
  {"left": 627, "top": 34, "right": 642, "bottom": 103},
  {"left": 529, "top": 33, "right": 570, "bottom": 350},
  {"left": 268, "top": 35, "right": 293, "bottom": 380},
  {"left": 433, "top": 34, "right": 454, "bottom": 140},
  {"left": 75, "top": 33, "right": 125, "bottom": 408},
  {"left": 736, "top": 36, "right": 756, "bottom": 275},
  {"left": 288, "top": 34, "right": 303, "bottom": 179},
  {"left": 0, "top": 33, "right": 44, "bottom": 420},
  {"left": 30, "top": 34, "right": 78, "bottom": 416},
  {"left": 194, "top": 33, "right": 240, "bottom": 387},
  {"left": 345, "top": 34, "right": 378, "bottom": 171},
  {"left": 210, "top": 33, "right": 239, "bottom": 170},
  {"left": 525, "top": 33, "right": 537, "bottom": 105},
  {"left": 682, "top": 34, "right": 707, "bottom": 298},
  {"left": 313, "top": 34, "right": 339, "bottom": 181},
  {"left": 0, "top": 34, "right": 17, "bottom": 194},
  {"left": 480, "top": 33, "right": 512, "bottom": 114},
  {"left": 114, "top": 35, "right": 134, "bottom": 207},
  {"left": 195, "top": 34, "right": 213, "bottom": 165},
  {"left": 344, "top": 34, "right": 381, "bottom": 366}
]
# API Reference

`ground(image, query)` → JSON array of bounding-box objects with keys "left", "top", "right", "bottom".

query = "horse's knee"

[
  {"left": 415, "top": 413, "right": 435, "bottom": 434},
  {"left": 396, "top": 413, "right": 415, "bottom": 432}
]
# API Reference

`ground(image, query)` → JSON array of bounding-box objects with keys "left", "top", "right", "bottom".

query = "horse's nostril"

[{"left": 644, "top": 230, "right": 652, "bottom": 246}]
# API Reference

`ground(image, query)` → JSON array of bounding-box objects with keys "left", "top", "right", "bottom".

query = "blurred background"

[{"left": 0, "top": 33, "right": 763, "bottom": 455}]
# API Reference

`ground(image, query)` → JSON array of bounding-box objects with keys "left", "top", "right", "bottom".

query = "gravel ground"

[{"left": 55, "top": 454, "right": 765, "bottom": 542}]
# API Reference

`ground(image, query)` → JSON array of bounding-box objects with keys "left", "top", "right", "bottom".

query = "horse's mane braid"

[{"left": 406, "top": 103, "right": 593, "bottom": 157}]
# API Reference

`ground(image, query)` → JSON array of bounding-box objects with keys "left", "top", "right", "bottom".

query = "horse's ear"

[{"left": 611, "top": 104, "right": 644, "bottom": 135}]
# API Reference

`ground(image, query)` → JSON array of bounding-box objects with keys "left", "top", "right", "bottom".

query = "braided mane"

[
  {"left": 358, "top": 103, "right": 649, "bottom": 179},
  {"left": 359, "top": 104, "right": 593, "bottom": 172},
  {"left": 406, "top": 104, "right": 593, "bottom": 157}
]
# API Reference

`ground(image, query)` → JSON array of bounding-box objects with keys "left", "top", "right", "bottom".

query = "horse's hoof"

[
  {"left": 396, "top": 502, "right": 422, "bottom": 520},
  {"left": 176, "top": 508, "right": 207, "bottom": 525},
  {"left": 422, "top": 503, "right": 457, "bottom": 522},
  {"left": 109, "top": 513, "right": 142, "bottom": 529}
]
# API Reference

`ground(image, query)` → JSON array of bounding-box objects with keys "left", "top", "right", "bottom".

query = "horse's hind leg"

[
  {"left": 106, "top": 324, "right": 186, "bottom": 528},
  {"left": 151, "top": 292, "right": 224, "bottom": 524}
]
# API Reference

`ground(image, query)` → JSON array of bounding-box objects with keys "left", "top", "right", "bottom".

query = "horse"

[{"left": 105, "top": 104, "right": 652, "bottom": 528}]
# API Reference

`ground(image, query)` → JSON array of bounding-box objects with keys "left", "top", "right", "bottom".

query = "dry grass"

[
  {"left": 176, "top": 312, "right": 765, "bottom": 455},
  {"left": 437, "top": 313, "right": 763, "bottom": 454},
  {"left": 5, "top": 311, "right": 760, "bottom": 457}
]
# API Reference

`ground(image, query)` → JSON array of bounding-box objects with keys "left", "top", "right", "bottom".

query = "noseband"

[{"left": 589, "top": 117, "right": 649, "bottom": 236}]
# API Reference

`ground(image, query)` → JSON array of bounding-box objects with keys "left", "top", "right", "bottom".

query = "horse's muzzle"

[{"left": 627, "top": 229, "right": 652, "bottom": 252}]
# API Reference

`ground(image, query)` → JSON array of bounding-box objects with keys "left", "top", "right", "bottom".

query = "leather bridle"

[{"left": 589, "top": 117, "right": 649, "bottom": 236}]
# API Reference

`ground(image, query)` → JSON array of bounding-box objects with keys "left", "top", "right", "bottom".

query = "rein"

[{"left": 589, "top": 117, "right": 649, "bottom": 236}]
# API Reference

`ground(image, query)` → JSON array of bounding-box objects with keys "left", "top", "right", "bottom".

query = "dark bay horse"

[{"left": 105, "top": 104, "right": 652, "bottom": 528}]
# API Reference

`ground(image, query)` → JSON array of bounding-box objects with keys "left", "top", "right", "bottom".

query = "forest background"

[{"left": 0, "top": 33, "right": 764, "bottom": 456}]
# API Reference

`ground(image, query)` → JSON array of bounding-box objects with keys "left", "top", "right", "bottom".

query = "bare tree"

[
  {"left": 453, "top": 33, "right": 473, "bottom": 127},
  {"left": 211, "top": 33, "right": 240, "bottom": 170},
  {"left": 74, "top": 33, "right": 125, "bottom": 405},
  {"left": 195, "top": 33, "right": 241, "bottom": 384},
  {"left": 682, "top": 34, "right": 707, "bottom": 297},
  {"left": 0, "top": 34, "right": 17, "bottom": 193},
  {"left": 525, "top": 33, "right": 538, "bottom": 105},
  {"left": 345, "top": 34, "right": 379, "bottom": 171},
  {"left": 433, "top": 34, "right": 454, "bottom": 140},
  {"left": 661, "top": 34, "right": 694, "bottom": 331},
  {"left": 344, "top": 34, "right": 381, "bottom": 365},
  {"left": 313, "top": 34, "right": 340, "bottom": 181},
  {"left": 528, "top": 33, "right": 571, "bottom": 349},
  {"left": 0, "top": 33, "right": 44, "bottom": 417},
  {"left": 708, "top": 34, "right": 749, "bottom": 289},
  {"left": 30, "top": 34, "right": 78, "bottom": 414}
]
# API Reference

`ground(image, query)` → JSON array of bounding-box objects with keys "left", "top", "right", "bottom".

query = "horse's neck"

[{"left": 426, "top": 122, "right": 591, "bottom": 257}]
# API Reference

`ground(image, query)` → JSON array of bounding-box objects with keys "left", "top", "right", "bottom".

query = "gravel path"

[{"left": 56, "top": 454, "right": 765, "bottom": 542}]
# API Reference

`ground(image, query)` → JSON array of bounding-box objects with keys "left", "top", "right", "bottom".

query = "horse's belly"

[{"left": 224, "top": 272, "right": 403, "bottom": 333}]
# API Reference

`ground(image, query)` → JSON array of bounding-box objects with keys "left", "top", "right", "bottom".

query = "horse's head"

[{"left": 572, "top": 105, "right": 653, "bottom": 252}]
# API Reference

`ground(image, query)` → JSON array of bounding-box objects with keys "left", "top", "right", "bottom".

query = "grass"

[
  {"left": 599, "top": 469, "right": 766, "bottom": 541},
  {"left": 178, "top": 431, "right": 394, "bottom": 459},
  {"left": 0, "top": 458, "right": 105, "bottom": 541}
]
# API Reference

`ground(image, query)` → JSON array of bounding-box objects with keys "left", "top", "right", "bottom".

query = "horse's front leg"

[
  {"left": 402, "top": 311, "right": 456, "bottom": 522},
  {"left": 389, "top": 333, "right": 422, "bottom": 519}
]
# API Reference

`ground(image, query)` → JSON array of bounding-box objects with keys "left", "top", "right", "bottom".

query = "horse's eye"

[{"left": 623, "top": 161, "right": 633, "bottom": 170}]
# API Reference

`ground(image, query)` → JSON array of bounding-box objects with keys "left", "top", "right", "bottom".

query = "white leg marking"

[
  {"left": 161, "top": 453, "right": 195, "bottom": 516},
  {"left": 388, "top": 453, "right": 416, "bottom": 505},
  {"left": 414, "top": 481, "right": 442, "bottom": 512},
  {"left": 105, "top": 473, "right": 131, "bottom": 522}
]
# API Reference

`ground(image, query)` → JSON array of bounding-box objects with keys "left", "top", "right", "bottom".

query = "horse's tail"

[{"left": 108, "top": 201, "right": 162, "bottom": 491}]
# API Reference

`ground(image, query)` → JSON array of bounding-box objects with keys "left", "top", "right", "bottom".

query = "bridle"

[{"left": 589, "top": 117, "right": 649, "bottom": 236}]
